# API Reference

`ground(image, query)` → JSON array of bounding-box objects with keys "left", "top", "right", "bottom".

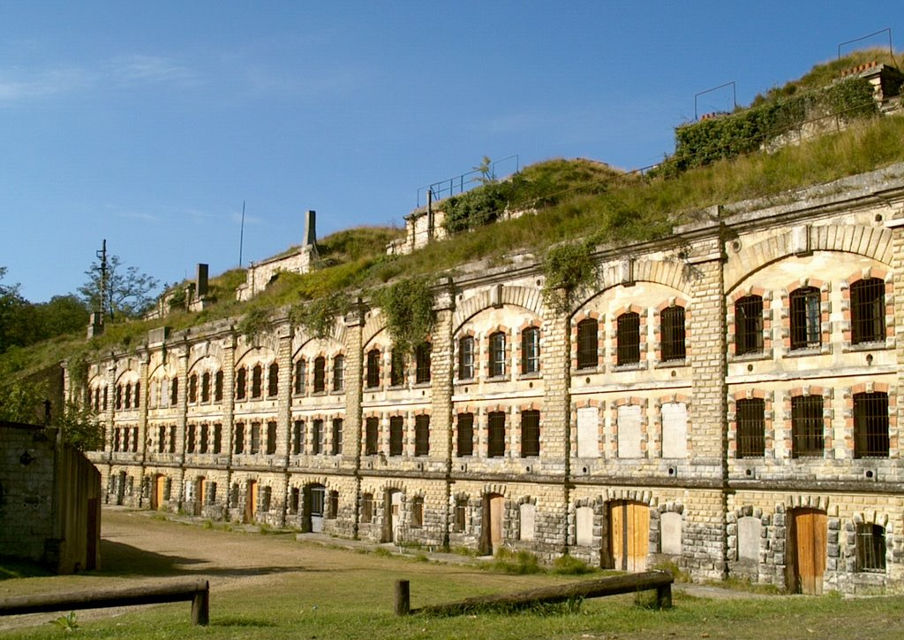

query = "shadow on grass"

[
  {"left": 211, "top": 617, "right": 278, "bottom": 628},
  {"left": 0, "top": 558, "right": 54, "bottom": 581}
]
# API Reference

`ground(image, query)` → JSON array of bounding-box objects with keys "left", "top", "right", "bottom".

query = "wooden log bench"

[
  {"left": 0, "top": 578, "right": 210, "bottom": 626},
  {"left": 396, "top": 571, "right": 673, "bottom": 616}
]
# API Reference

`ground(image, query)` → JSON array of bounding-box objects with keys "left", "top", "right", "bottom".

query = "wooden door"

[
  {"left": 152, "top": 475, "right": 166, "bottom": 510},
  {"left": 609, "top": 501, "right": 649, "bottom": 572},
  {"left": 244, "top": 480, "right": 258, "bottom": 524},
  {"left": 790, "top": 509, "right": 826, "bottom": 595},
  {"left": 489, "top": 494, "right": 505, "bottom": 554}
]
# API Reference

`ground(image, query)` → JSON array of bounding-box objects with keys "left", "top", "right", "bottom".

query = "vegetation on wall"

[
  {"left": 290, "top": 292, "right": 350, "bottom": 339},
  {"left": 236, "top": 308, "right": 272, "bottom": 341},
  {"left": 541, "top": 241, "right": 600, "bottom": 314},
  {"left": 376, "top": 277, "right": 435, "bottom": 353}
]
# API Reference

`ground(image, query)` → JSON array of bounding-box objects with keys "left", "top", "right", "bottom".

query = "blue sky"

[{"left": 1, "top": 1, "right": 902, "bottom": 302}]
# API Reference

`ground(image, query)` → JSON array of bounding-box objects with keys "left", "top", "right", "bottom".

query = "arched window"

[
  {"left": 410, "top": 497, "right": 424, "bottom": 528},
  {"left": 856, "top": 523, "right": 886, "bottom": 572},
  {"left": 488, "top": 332, "right": 506, "bottom": 378},
  {"left": 214, "top": 371, "right": 223, "bottom": 402},
  {"left": 415, "top": 343, "right": 432, "bottom": 384},
  {"left": 268, "top": 363, "right": 279, "bottom": 397},
  {"left": 332, "top": 355, "right": 345, "bottom": 391},
  {"left": 520, "top": 410, "right": 540, "bottom": 457},
  {"left": 390, "top": 351, "right": 406, "bottom": 387},
  {"left": 235, "top": 368, "right": 246, "bottom": 400},
  {"left": 790, "top": 287, "right": 821, "bottom": 349},
  {"left": 414, "top": 415, "right": 430, "bottom": 456},
  {"left": 791, "top": 395, "right": 823, "bottom": 457},
  {"left": 616, "top": 312, "right": 640, "bottom": 365},
  {"left": 313, "top": 357, "right": 326, "bottom": 393},
  {"left": 201, "top": 372, "right": 211, "bottom": 403},
  {"left": 365, "top": 349, "right": 380, "bottom": 388},
  {"left": 251, "top": 364, "right": 263, "bottom": 398},
  {"left": 188, "top": 374, "right": 198, "bottom": 404},
  {"left": 521, "top": 327, "right": 540, "bottom": 374},
  {"left": 735, "top": 295, "right": 763, "bottom": 355},
  {"left": 576, "top": 318, "right": 598, "bottom": 369},
  {"left": 458, "top": 336, "right": 474, "bottom": 379},
  {"left": 660, "top": 306, "right": 686, "bottom": 361},
  {"left": 294, "top": 359, "right": 306, "bottom": 395}
]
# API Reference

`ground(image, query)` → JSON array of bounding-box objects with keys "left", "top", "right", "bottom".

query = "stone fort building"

[{"left": 74, "top": 159, "right": 904, "bottom": 596}]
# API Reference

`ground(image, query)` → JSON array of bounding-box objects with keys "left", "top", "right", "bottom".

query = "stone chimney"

[
  {"left": 303, "top": 210, "right": 317, "bottom": 247},
  {"left": 195, "top": 263, "right": 209, "bottom": 298}
]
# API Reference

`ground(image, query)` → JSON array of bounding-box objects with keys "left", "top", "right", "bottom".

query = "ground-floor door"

[
  {"left": 480, "top": 493, "right": 505, "bottom": 556},
  {"left": 609, "top": 500, "right": 649, "bottom": 572},
  {"left": 195, "top": 477, "right": 206, "bottom": 516},
  {"left": 152, "top": 474, "right": 166, "bottom": 510},
  {"left": 788, "top": 508, "right": 827, "bottom": 595},
  {"left": 304, "top": 485, "right": 325, "bottom": 533},
  {"left": 382, "top": 489, "right": 402, "bottom": 542},
  {"left": 244, "top": 480, "right": 258, "bottom": 524}
]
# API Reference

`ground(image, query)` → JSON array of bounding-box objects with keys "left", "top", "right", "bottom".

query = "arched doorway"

[
  {"left": 244, "top": 479, "right": 258, "bottom": 524},
  {"left": 480, "top": 493, "right": 505, "bottom": 556},
  {"left": 382, "top": 489, "right": 402, "bottom": 542},
  {"left": 787, "top": 508, "right": 827, "bottom": 594},
  {"left": 304, "top": 484, "right": 326, "bottom": 533},
  {"left": 151, "top": 474, "right": 166, "bottom": 510},
  {"left": 608, "top": 500, "right": 649, "bottom": 572}
]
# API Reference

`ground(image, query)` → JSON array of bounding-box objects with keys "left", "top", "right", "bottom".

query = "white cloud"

[
  {"left": 0, "top": 66, "right": 91, "bottom": 103},
  {"left": 115, "top": 210, "right": 161, "bottom": 223},
  {"left": 110, "top": 54, "right": 195, "bottom": 85}
]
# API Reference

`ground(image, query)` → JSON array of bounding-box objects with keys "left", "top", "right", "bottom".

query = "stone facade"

[{"left": 82, "top": 162, "right": 904, "bottom": 594}]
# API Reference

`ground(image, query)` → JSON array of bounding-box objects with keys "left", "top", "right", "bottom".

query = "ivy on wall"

[
  {"left": 290, "top": 292, "right": 350, "bottom": 340},
  {"left": 541, "top": 240, "right": 599, "bottom": 314},
  {"left": 237, "top": 308, "right": 272, "bottom": 341},
  {"left": 376, "top": 277, "right": 435, "bottom": 353}
]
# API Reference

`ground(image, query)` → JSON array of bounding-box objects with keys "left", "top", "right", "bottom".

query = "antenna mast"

[{"left": 96, "top": 239, "right": 109, "bottom": 319}]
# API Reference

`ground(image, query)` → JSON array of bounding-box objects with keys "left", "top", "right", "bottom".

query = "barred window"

[
  {"left": 250, "top": 422, "right": 261, "bottom": 455},
  {"left": 389, "top": 416, "right": 404, "bottom": 456},
  {"left": 411, "top": 496, "right": 424, "bottom": 528},
  {"left": 521, "top": 327, "right": 540, "bottom": 374},
  {"left": 851, "top": 278, "right": 885, "bottom": 344},
  {"left": 791, "top": 395, "right": 824, "bottom": 457},
  {"left": 213, "top": 423, "right": 222, "bottom": 454},
  {"left": 856, "top": 523, "right": 886, "bottom": 572},
  {"left": 201, "top": 372, "right": 211, "bottom": 403},
  {"left": 158, "top": 425, "right": 166, "bottom": 453},
  {"left": 616, "top": 312, "right": 640, "bottom": 365},
  {"left": 235, "top": 368, "right": 245, "bottom": 400},
  {"left": 414, "top": 415, "right": 430, "bottom": 456},
  {"left": 790, "top": 287, "right": 821, "bottom": 350},
  {"left": 116, "top": 384, "right": 122, "bottom": 410},
  {"left": 366, "top": 349, "right": 381, "bottom": 388},
  {"left": 735, "top": 295, "right": 763, "bottom": 355},
  {"left": 234, "top": 422, "right": 245, "bottom": 454},
  {"left": 186, "top": 425, "right": 196, "bottom": 453},
  {"left": 660, "top": 306, "right": 686, "bottom": 361},
  {"left": 520, "top": 410, "right": 540, "bottom": 457},
  {"left": 332, "top": 355, "right": 345, "bottom": 391},
  {"left": 736, "top": 398, "right": 765, "bottom": 458},
  {"left": 169, "top": 425, "right": 177, "bottom": 453},
  {"left": 458, "top": 336, "right": 475, "bottom": 379},
  {"left": 313, "top": 357, "right": 326, "bottom": 393},
  {"left": 268, "top": 363, "right": 279, "bottom": 397},
  {"left": 292, "top": 420, "right": 304, "bottom": 455},
  {"left": 390, "top": 351, "right": 406, "bottom": 387},
  {"left": 214, "top": 371, "right": 223, "bottom": 402},
  {"left": 854, "top": 392, "right": 889, "bottom": 458},
  {"left": 331, "top": 419, "right": 343, "bottom": 455},
  {"left": 457, "top": 413, "right": 474, "bottom": 457},
  {"left": 199, "top": 423, "right": 209, "bottom": 454},
  {"left": 488, "top": 411, "right": 506, "bottom": 457},
  {"left": 266, "top": 421, "right": 277, "bottom": 455},
  {"left": 361, "top": 493, "right": 374, "bottom": 523},
  {"left": 415, "top": 343, "right": 432, "bottom": 384},
  {"left": 489, "top": 332, "right": 506, "bottom": 378},
  {"left": 365, "top": 417, "right": 379, "bottom": 455},
  {"left": 294, "top": 359, "right": 306, "bottom": 395},
  {"left": 188, "top": 375, "right": 197, "bottom": 404},
  {"left": 311, "top": 419, "right": 323, "bottom": 455},
  {"left": 576, "top": 318, "right": 598, "bottom": 369},
  {"left": 251, "top": 365, "right": 263, "bottom": 399}
]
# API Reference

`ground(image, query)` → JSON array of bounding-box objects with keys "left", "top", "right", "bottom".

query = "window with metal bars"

[
  {"left": 414, "top": 415, "right": 430, "bottom": 456},
  {"left": 457, "top": 413, "right": 474, "bottom": 456},
  {"left": 234, "top": 422, "right": 245, "bottom": 454},
  {"left": 311, "top": 420, "right": 323, "bottom": 455},
  {"left": 201, "top": 372, "right": 211, "bottom": 403},
  {"left": 616, "top": 312, "right": 640, "bottom": 365},
  {"left": 200, "top": 423, "right": 209, "bottom": 454},
  {"left": 410, "top": 497, "right": 424, "bottom": 528},
  {"left": 213, "top": 423, "right": 222, "bottom": 454},
  {"left": 390, "top": 351, "right": 406, "bottom": 386},
  {"left": 791, "top": 395, "right": 824, "bottom": 457},
  {"left": 331, "top": 419, "right": 343, "bottom": 455},
  {"left": 365, "top": 417, "right": 379, "bottom": 455},
  {"left": 521, "top": 327, "right": 540, "bottom": 374},
  {"left": 488, "top": 411, "right": 506, "bottom": 457},
  {"left": 520, "top": 410, "right": 540, "bottom": 457},
  {"left": 332, "top": 355, "right": 345, "bottom": 391},
  {"left": 313, "top": 357, "right": 326, "bottom": 393},
  {"left": 250, "top": 422, "right": 261, "bottom": 454},
  {"left": 790, "top": 287, "right": 821, "bottom": 350},
  {"left": 458, "top": 336, "right": 475, "bottom": 379},
  {"left": 856, "top": 523, "right": 886, "bottom": 572},
  {"left": 251, "top": 365, "right": 263, "bottom": 398},
  {"left": 489, "top": 332, "right": 506, "bottom": 378},
  {"left": 116, "top": 385, "right": 122, "bottom": 410},
  {"left": 853, "top": 392, "right": 889, "bottom": 458},
  {"left": 851, "top": 278, "right": 885, "bottom": 345},
  {"left": 186, "top": 425, "right": 195, "bottom": 453},
  {"left": 292, "top": 420, "right": 304, "bottom": 455},
  {"left": 235, "top": 369, "right": 245, "bottom": 400},
  {"left": 734, "top": 295, "right": 763, "bottom": 355},
  {"left": 576, "top": 318, "right": 598, "bottom": 369},
  {"left": 660, "top": 306, "right": 686, "bottom": 361},
  {"left": 294, "top": 359, "right": 306, "bottom": 395},
  {"left": 736, "top": 398, "right": 765, "bottom": 457},
  {"left": 415, "top": 343, "right": 431, "bottom": 383},
  {"left": 158, "top": 425, "right": 166, "bottom": 453},
  {"left": 389, "top": 416, "right": 404, "bottom": 456},
  {"left": 169, "top": 425, "right": 176, "bottom": 453},
  {"left": 214, "top": 371, "right": 223, "bottom": 402},
  {"left": 188, "top": 375, "right": 197, "bottom": 404},
  {"left": 266, "top": 421, "right": 277, "bottom": 455},
  {"left": 268, "top": 363, "right": 279, "bottom": 397},
  {"left": 366, "top": 349, "right": 381, "bottom": 388}
]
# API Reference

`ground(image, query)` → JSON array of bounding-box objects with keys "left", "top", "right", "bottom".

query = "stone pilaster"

[
  {"left": 276, "top": 321, "right": 293, "bottom": 463},
  {"left": 344, "top": 299, "right": 366, "bottom": 538},
  {"left": 137, "top": 348, "right": 150, "bottom": 506},
  {"left": 431, "top": 283, "right": 455, "bottom": 548},
  {"left": 174, "top": 342, "right": 189, "bottom": 504}
]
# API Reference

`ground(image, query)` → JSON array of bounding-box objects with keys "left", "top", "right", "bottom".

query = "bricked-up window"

[
  {"left": 361, "top": 493, "right": 374, "bottom": 523},
  {"left": 414, "top": 415, "right": 430, "bottom": 456},
  {"left": 576, "top": 318, "right": 599, "bottom": 369},
  {"left": 488, "top": 411, "right": 506, "bottom": 457},
  {"left": 311, "top": 419, "right": 323, "bottom": 455},
  {"left": 411, "top": 496, "right": 424, "bottom": 528},
  {"left": 415, "top": 343, "right": 432, "bottom": 384},
  {"left": 331, "top": 418, "right": 343, "bottom": 455},
  {"left": 292, "top": 420, "right": 304, "bottom": 455},
  {"left": 250, "top": 422, "right": 261, "bottom": 455},
  {"left": 390, "top": 351, "right": 406, "bottom": 387},
  {"left": 454, "top": 498, "right": 467, "bottom": 532},
  {"left": 214, "top": 371, "right": 223, "bottom": 402},
  {"left": 365, "top": 417, "right": 379, "bottom": 455},
  {"left": 268, "top": 363, "right": 279, "bottom": 397},
  {"left": 489, "top": 332, "right": 506, "bottom": 378},
  {"left": 158, "top": 425, "right": 166, "bottom": 453},
  {"left": 736, "top": 398, "right": 765, "bottom": 457},
  {"left": 389, "top": 416, "right": 404, "bottom": 456},
  {"left": 213, "top": 423, "right": 222, "bottom": 454},
  {"left": 313, "top": 357, "right": 326, "bottom": 392},
  {"left": 366, "top": 349, "right": 381, "bottom": 388},
  {"left": 201, "top": 372, "right": 211, "bottom": 403},
  {"left": 188, "top": 374, "right": 197, "bottom": 404},
  {"left": 616, "top": 312, "right": 641, "bottom": 365},
  {"left": 458, "top": 336, "right": 475, "bottom": 379},
  {"left": 661, "top": 306, "right": 686, "bottom": 361},
  {"left": 235, "top": 422, "right": 245, "bottom": 454},
  {"left": 457, "top": 413, "right": 474, "bottom": 456},
  {"left": 735, "top": 295, "right": 763, "bottom": 355},
  {"left": 791, "top": 395, "right": 824, "bottom": 457},
  {"left": 790, "top": 287, "right": 821, "bottom": 350},
  {"left": 856, "top": 523, "right": 886, "bottom": 572},
  {"left": 854, "top": 392, "right": 889, "bottom": 458},
  {"left": 294, "top": 359, "right": 306, "bottom": 395},
  {"left": 251, "top": 365, "right": 263, "bottom": 398},
  {"left": 168, "top": 425, "right": 177, "bottom": 453},
  {"left": 851, "top": 278, "right": 885, "bottom": 344},
  {"left": 328, "top": 490, "right": 339, "bottom": 519},
  {"left": 521, "top": 410, "right": 540, "bottom": 457},
  {"left": 235, "top": 368, "right": 245, "bottom": 400},
  {"left": 266, "top": 421, "right": 277, "bottom": 455},
  {"left": 332, "top": 355, "right": 345, "bottom": 391},
  {"left": 521, "top": 327, "right": 540, "bottom": 374}
]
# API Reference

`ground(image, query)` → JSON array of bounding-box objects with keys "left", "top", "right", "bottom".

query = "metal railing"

[{"left": 416, "top": 155, "right": 519, "bottom": 208}]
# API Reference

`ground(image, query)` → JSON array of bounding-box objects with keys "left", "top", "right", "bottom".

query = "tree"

[
  {"left": 78, "top": 254, "right": 160, "bottom": 321},
  {"left": 0, "top": 267, "right": 34, "bottom": 354},
  {"left": 0, "top": 378, "right": 103, "bottom": 451}
]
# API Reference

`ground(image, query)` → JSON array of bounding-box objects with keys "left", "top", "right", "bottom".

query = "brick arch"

[
  {"left": 481, "top": 483, "right": 508, "bottom": 498},
  {"left": 453, "top": 285, "right": 544, "bottom": 333},
  {"left": 187, "top": 354, "right": 222, "bottom": 376},
  {"left": 362, "top": 313, "right": 387, "bottom": 347},
  {"left": 234, "top": 346, "right": 277, "bottom": 368},
  {"left": 292, "top": 335, "right": 345, "bottom": 360},
  {"left": 604, "top": 488, "right": 658, "bottom": 508},
  {"left": 782, "top": 494, "right": 831, "bottom": 513},
  {"left": 570, "top": 262, "right": 690, "bottom": 317},
  {"left": 293, "top": 321, "right": 347, "bottom": 348},
  {"left": 725, "top": 225, "right": 893, "bottom": 292}
]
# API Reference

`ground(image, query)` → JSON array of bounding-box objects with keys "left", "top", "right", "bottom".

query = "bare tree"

[{"left": 79, "top": 254, "right": 160, "bottom": 321}]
